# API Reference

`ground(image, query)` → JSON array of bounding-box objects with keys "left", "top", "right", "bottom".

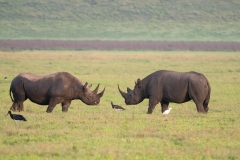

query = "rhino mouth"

[
  {"left": 125, "top": 99, "right": 139, "bottom": 105},
  {"left": 94, "top": 101, "right": 99, "bottom": 105}
]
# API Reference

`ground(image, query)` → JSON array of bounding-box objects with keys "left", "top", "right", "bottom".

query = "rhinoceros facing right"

[
  {"left": 118, "top": 70, "right": 211, "bottom": 114},
  {"left": 9, "top": 72, "right": 105, "bottom": 113}
]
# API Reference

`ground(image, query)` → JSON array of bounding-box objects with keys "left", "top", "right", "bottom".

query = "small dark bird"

[
  {"left": 7, "top": 111, "right": 27, "bottom": 122},
  {"left": 111, "top": 102, "right": 125, "bottom": 110},
  {"left": 4, "top": 77, "right": 7, "bottom": 80}
]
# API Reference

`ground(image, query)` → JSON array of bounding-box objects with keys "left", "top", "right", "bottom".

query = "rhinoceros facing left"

[
  {"left": 118, "top": 70, "right": 211, "bottom": 114},
  {"left": 9, "top": 72, "right": 105, "bottom": 113}
]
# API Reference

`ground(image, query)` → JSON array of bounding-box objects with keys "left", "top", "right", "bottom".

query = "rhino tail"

[
  {"left": 203, "top": 79, "right": 211, "bottom": 111},
  {"left": 19, "top": 80, "right": 26, "bottom": 111},
  {"left": 9, "top": 86, "right": 14, "bottom": 102},
  {"left": 10, "top": 80, "right": 25, "bottom": 112}
]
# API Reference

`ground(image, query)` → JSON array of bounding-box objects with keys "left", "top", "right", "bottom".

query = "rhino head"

[
  {"left": 118, "top": 78, "right": 145, "bottom": 105},
  {"left": 80, "top": 83, "right": 105, "bottom": 105}
]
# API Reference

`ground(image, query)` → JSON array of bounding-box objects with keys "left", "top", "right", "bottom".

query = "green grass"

[
  {"left": 0, "top": 0, "right": 240, "bottom": 41},
  {"left": 0, "top": 51, "right": 240, "bottom": 159}
]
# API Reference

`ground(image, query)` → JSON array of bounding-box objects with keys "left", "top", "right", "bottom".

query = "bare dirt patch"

[{"left": 0, "top": 40, "right": 240, "bottom": 51}]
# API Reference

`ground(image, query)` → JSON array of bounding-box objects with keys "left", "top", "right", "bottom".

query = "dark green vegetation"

[
  {"left": 0, "top": 0, "right": 240, "bottom": 41},
  {"left": 0, "top": 51, "right": 240, "bottom": 159}
]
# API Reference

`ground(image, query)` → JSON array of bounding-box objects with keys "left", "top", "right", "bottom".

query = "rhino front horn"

[
  {"left": 97, "top": 87, "right": 106, "bottom": 98},
  {"left": 118, "top": 85, "right": 128, "bottom": 98}
]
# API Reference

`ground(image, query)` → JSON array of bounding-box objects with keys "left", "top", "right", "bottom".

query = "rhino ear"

[
  {"left": 136, "top": 78, "right": 142, "bottom": 88},
  {"left": 127, "top": 87, "right": 132, "bottom": 93},
  {"left": 83, "top": 82, "right": 88, "bottom": 90}
]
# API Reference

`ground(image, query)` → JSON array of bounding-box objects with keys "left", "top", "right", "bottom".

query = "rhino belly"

[
  {"left": 27, "top": 96, "right": 50, "bottom": 105},
  {"left": 23, "top": 82, "right": 51, "bottom": 105},
  {"left": 25, "top": 89, "right": 50, "bottom": 105},
  {"left": 162, "top": 87, "right": 191, "bottom": 103}
]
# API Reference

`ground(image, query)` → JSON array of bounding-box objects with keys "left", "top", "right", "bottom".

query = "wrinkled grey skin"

[
  {"left": 10, "top": 72, "right": 105, "bottom": 113},
  {"left": 118, "top": 70, "right": 211, "bottom": 114}
]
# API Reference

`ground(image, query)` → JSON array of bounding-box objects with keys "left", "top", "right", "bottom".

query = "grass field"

[
  {"left": 0, "top": 51, "right": 240, "bottom": 159},
  {"left": 0, "top": 0, "right": 240, "bottom": 41}
]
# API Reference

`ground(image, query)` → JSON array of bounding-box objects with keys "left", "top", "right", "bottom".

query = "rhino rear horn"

[
  {"left": 97, "top": 87, "right": 105, "bottom": 98},
  {"left": 118, "top": 85, "right": 128, "bottom": 98},
  {"left": 93, "top": 84, "right": 100, "bottom": 94},
  {"left": 127, "top": 87, "right": 132, "bottom": 93}
]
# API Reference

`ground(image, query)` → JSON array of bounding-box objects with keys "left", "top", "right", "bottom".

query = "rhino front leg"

[
  {"left": 62, "top": 100, "right": 71, "bottom": 112},
  {"left": 161, "top": 101, "right": 169, "bottom": 113},
  {"left": 147, "top": 97, "right": 159, "bottom": 114},
  {"left": 46, "top": 98, "right": 60, "bottom": 113}
]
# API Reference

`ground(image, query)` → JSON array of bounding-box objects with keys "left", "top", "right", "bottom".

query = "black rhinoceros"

[
  {"left": 118, "top": 70, "right": 211, "bottom": 114},
  {"left": 9, "top": 72, "right": 105, "bottom": 113}
]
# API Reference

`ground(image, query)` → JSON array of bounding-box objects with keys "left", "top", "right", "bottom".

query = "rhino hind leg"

[
  {"left": 62, "top": 101, "right": 72, "bottom": 112},
  {"left": 161, "top": 102, "right": 169, "bottom": 113},
  {"left": 18, "top": 101, "right": 25, "bottom": 111},
  {"left": 10, "top": 92, "right": 25, "bottom": 112},
  {"left": 203, "top": 100, "right": 209, "bottom": 112},
  {"left": 191, "top": 94, "right": 207, "bottom": 113},
  {"left": 10, "top": 102, "right": 19, "bottom": 111},
  {"left": 190, "top": 94, "right": 206, "bottom": 113},
  {"left": 195, "top": 102, "right": 206, "bottom": 113},
  {"left": 188, "top": 81, "right": 208, "bottom": 113},
  {"left": 10, "top": 101, "right": 24, "bottom": 112}
]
